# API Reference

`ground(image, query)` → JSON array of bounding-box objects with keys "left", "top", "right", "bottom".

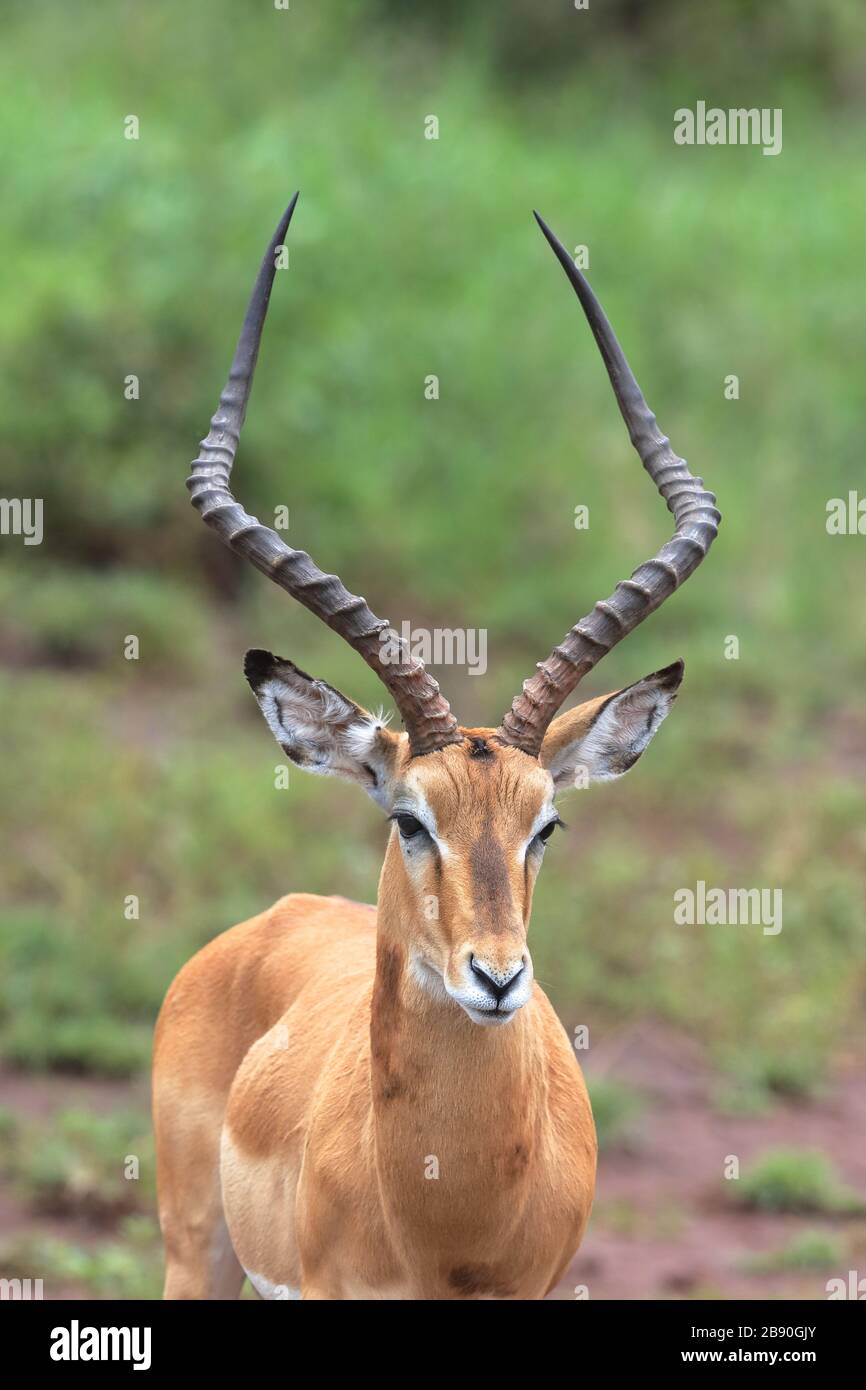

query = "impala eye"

[
  {"left": 395, "top": 813, "right": 424, "bottom": 840},
  {"left": 534, "top": 818, "right": 562, "bottom": 848}
]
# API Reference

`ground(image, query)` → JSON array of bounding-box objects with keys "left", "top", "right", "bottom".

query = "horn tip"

[
  {"left": 533, "top": 210, "right": 575, "bottom": 272},
  {"left": 532, "top": 209, "right": 558, "bottom": 243},
  {"left": 281, "top": 190, "right": 300, "bottom": 227}
]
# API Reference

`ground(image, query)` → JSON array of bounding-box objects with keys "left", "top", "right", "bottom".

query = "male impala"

[{"left": 153, "top": 195, "right": 720, "bottom": 1300}]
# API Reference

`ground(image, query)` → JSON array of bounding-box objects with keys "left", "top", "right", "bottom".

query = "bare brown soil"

[{"left": 555, "top": 1023, "right": 866, "bottom": 1300}]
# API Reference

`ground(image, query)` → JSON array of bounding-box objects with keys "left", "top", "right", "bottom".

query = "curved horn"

[
  {"left": 187, "top": 196, "right": 461, "bottom": 757},
  {"left": 498, "top": 213, "right": 721, "bottom": 758}
]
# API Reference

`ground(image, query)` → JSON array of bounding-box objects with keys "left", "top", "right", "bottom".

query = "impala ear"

[
  {"left": 243, "top": 650, "right": 402, "bottom": 808},
  {"left": 540, "top": 660, "right": 684, "bottom": 792}
]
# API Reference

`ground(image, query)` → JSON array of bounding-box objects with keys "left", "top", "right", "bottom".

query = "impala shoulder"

[
  {"left": 155, "top": 907, "right": 272, "bottom": 1030},
  {"left": 266, "top": 892, "right": 376, "bottom": 931}
]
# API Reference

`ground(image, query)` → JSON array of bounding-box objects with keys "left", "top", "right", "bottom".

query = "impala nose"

[{"left": 470, "top": 956, "right": 525, "bottom": 1003}]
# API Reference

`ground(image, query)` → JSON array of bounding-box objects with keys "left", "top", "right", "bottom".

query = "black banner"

[{"left": 3, "top": 1297, "right": 861, "bottom": 1375}]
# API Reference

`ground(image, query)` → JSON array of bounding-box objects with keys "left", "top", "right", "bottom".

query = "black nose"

[{"left": 470, "top": 956, "right": 525, "bottom": 1003}]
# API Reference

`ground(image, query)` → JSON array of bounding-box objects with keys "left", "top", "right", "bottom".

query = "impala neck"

[{"left": 368, "top": 904, "right": 549, "bottom": 1285}]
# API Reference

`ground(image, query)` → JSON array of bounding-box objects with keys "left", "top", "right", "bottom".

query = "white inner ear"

[
  {"left": 255, "top": 672, "right": 395, "bottom": 807},
  {"left": 550, "top": 681, "right": 676, "bottom": 789},
  {"left": 258, "top": 676, "right": 359, "bottom": 763}
]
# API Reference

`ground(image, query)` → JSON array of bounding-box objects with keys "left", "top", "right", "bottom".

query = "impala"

[{"left": 153, "top": 195, "right": 720, "bottom": 1300}]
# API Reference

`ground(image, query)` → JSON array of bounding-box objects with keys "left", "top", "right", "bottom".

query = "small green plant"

[
  {"left": 742, "top": 1229, "right": 845, "bottom": 1274},
  {"left": 715, "top": 1050, "right": 825, "bottom": 1115},
  {"left": 735, "top": 1150, "right": 865, "bottom": 1215}
]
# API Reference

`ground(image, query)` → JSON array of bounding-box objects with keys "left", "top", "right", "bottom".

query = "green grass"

[
  {"left": 742, "top": 1229, "right": 846, "bottom": 1274},
  {"left": 1, "top": 1108, "right": 154, "bottom": 1219},
  {"left": 0, "top": 1218, "right": 163, "bottom": 1301},
  {"left": 2, "top": 5, "right": 866, "bottom": 694},
  {"left": 734, "top": 1150, "right": 866, "bottom": 1216}
]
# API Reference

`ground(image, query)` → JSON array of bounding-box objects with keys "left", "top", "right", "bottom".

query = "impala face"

[
  {"left": 244, "top": 649, "right": 686, "bottom": 1028},
  {"left": 387, "top": 738, "right": 556, "bottom": 1025}
]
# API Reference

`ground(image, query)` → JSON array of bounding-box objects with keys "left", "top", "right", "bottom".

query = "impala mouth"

[{"left": 462, "top": 1003, "right": 521, "bottom": 1028}]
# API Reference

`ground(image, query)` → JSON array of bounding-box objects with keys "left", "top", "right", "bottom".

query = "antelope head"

[{"left": 188, "top": 196, "right": 720, "bottom": 1028}]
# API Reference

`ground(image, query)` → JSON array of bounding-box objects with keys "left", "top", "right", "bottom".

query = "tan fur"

[
  {"left": 535, "top": 692, "right": 611, "bottom": 765},
  {"left": 154, "top": 731, "right": 600, "bottom": 1300}
]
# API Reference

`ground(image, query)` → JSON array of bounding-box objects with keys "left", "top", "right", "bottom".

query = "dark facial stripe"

[{"left": 469, "top": 822, "right": 513, "bottom": 935}]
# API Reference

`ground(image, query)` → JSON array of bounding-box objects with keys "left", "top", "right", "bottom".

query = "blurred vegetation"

[
  {"left": 0, "top": 1106, "right": 153, "bottom": 1220},
  {"left": 0, "top": 1219, "right": 164, "bottom": 1301},
  {"left": 586, "top": 1077, "right": 644, "bottom": 1152},
  {"left": 0, "top": 0, "right": 864, "bottom": 1298},
  {"left": 734, "top": 1149, "right": 865, "bottom": 1215},
  {"left": 741, "top": 1228, "right": 845, "bottom": 1274}
]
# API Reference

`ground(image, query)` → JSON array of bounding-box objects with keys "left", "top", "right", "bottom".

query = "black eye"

[
  {"left": 535, "top": 819, "right": 560, "bottom": 846},
  {"left": 395, "top": 814, "right": 424, "bottom": 840}
]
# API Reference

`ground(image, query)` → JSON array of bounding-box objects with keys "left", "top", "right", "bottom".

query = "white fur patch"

[
  {"left": 244, "top": 1267, "right": 301, "bottom": 1301},
  {"left": 393, "top": 784, "right": 450, "bottom": 858},
  {"left": 343, "top": 709, "right": 391, "bottom": 760},
  {"left": 516, "top": 802, "right": 558, "bottom": 864}
]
